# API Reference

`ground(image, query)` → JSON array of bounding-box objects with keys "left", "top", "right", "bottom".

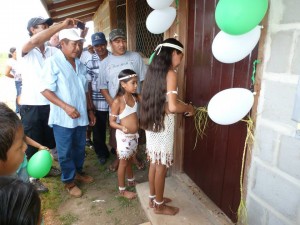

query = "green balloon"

[
  {"left": 215, "top": 0, "right": 268, "bottom": 35},
  {"left": 27, "top": 150, "right": 53, "bottom": 178}
]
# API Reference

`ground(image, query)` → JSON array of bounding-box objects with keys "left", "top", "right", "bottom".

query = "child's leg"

[
  {"left": 148, "top": 162, "right": 156, "bottom": 193},
  {"left": 148, "top": 162, "right": 156, "bottom": 207},
  {"left": 126, "top": 157, "right": 137, "bottom": 186},
  {"left": 153, "top": 164, "right": 178, "bottom": 215},
  {"left": 118, "top": 158, "right": 127, "bottom": 188},
  {"left": 148, "top": 163, "right": 171, "bottom": 208},
  {"left": 118, "top": 158, "right": 136, "bottom": 199}
]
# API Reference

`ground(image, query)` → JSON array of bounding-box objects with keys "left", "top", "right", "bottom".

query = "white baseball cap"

[{"left": 59, "top": 28, "right": 85, "bottom": 42}]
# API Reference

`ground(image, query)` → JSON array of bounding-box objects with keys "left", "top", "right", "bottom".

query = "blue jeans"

[{"left": 53, "top": 125, "right": 87, "bottom": 183}]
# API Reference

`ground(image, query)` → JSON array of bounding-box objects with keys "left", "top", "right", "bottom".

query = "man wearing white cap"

[
  {"left": 40, "top": 28, "right": 96, "bottom": 198},
  {"left": 20, "top": 17, "right": 79, "bottom": 193}
]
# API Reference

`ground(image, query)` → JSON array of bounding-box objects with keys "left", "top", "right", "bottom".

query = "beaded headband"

[
  {"left": 118, "top": 74, "right": 137, "bottom": 81},
  {"left": 154, "top": 43, "right": 184, "bottom": 55}
]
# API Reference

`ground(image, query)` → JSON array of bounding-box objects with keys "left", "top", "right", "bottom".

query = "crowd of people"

[{"left": 0, "top": 15, "right": 195, "bottom": 223}]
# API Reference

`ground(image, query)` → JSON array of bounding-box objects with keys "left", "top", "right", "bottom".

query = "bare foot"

[
  {"left": 154, "top": 204, "right": 179, "bottom": 215},
  {"left": 149, "top": 197, "right": 172, "bottom": 208},
  {"left": 119, "top": 190, "right": 137, "bottom": 200},
  {"left": 108, "top": 159, "right": 119, "bottom": 172}
]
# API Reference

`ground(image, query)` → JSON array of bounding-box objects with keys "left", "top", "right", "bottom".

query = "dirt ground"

[{"left": 41, "top": 145, "right": 149, "bottom": 225}]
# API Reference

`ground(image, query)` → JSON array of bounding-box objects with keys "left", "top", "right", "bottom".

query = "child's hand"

[
  {"left": 38, "top": 146, "right": 49, "bottom": 151},
  {"left": 184, "top": 104, "right": 195, "bottom": 117},
  {"left": 122, "top": 126, "right": 128, "bottom": 133}
]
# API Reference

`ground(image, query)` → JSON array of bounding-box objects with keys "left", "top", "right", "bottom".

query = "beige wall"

[{"left": 93, "top": 0, "right": 113, "bottom": 40}]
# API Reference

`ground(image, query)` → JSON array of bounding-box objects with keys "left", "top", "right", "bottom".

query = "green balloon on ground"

[
  {"left": 215, "top": 0, "right": 268, "bottom": 35},
  {"left": 27, "top": 150, "right": 53, "bottom": 178}
]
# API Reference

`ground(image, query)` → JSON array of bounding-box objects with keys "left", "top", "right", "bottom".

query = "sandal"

[
  {"left": 119, "top": 187, "right": 137, "bottom": 199},
  {"left": 153, "top": 199, "right": 179, "bottom": 215},
  {"left": 127, "top": 177, "right": 138, "bottom": 187},
  {"left": 149, "top": 195, "right": 172, "bottom": 208},
  {"left": 65, "top": 183, "right": 82, "bottom": 198}
]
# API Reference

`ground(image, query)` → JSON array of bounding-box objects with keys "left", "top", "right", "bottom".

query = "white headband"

[
  {"left": 118, "top": 74, "right": 137, "bottom": 81},
  {"left": 154, "top": 43, "right": 184, "bottom": 55}
]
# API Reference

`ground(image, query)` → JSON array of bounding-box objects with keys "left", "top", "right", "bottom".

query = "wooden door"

[{"left": 183, "top": 0, "right": 258, "bottom": 222}]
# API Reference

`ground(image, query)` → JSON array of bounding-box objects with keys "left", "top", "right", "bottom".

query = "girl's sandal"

[
  {"left": 127, "top": 177, "right": 138, "bottom": 187},
  {"left": 119, "top": 187, "right": 137, "bottom": 199},
  {"left": 153, "top": 199, "right": 179, "bottom": 215},
  {"left": 149, "top": 195, "right": 172, "bottom": 208}
]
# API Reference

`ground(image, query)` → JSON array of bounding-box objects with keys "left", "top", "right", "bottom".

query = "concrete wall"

[
  {"left": 246, "top": 0, "right": 300, "bottom": 224},
  {"left": 93, "top": 0, "right": 111, "bottom": 38}
]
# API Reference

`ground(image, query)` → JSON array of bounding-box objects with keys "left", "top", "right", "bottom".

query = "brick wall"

[
  {"left": 246, "top": 0, "right": 300, "bottom": 224},
  {"left": 93, "top": 0, "right": 111, "bottom": 41}
]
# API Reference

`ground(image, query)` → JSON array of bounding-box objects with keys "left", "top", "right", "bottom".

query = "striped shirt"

[{"left": 85, "top": 52, "right": 111, "bottom": 111}]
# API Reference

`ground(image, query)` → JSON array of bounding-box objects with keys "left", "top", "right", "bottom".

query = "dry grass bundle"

[
  {"left": 193, "top": 106, "right": 208, "bottom": 149},
  {"left": 177, "top": 99, "right": 208, "bottom": 149},
  {"left": 237, "top": 116, "right": 255, "bottom": 225}
]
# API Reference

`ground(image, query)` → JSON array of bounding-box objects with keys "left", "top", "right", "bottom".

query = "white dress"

[{"left": 145, "top": 113, "right": 175, "bottom": 167}]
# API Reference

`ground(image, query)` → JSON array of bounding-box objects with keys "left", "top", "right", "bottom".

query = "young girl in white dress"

[
  {"left": 109, "top": 69, "right": 141, "bottom": 199},
  {"left": 140, "top": 38, "right": 195, "bottom": 215}
]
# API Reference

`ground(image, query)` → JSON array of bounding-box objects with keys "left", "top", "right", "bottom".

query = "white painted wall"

[{"left": 246, "top": 0, "right": 300, "bottom": 225}]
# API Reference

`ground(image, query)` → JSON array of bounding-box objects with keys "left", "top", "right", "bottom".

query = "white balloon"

[
  {"left": 147, "top": 0, "right": 174, "bottom": 10},
  {"left": 207, "top": 88, "right": 254, "bottom": 125},
  {"left": 146, "top": 7, "right": 176, "bottom": 34},
  {"left": 212, "top": 26, "right": 261, "bottom": 64}
]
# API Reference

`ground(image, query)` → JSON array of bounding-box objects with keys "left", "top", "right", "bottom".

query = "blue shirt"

[{"left": 40, "top": 50, "right": 89, "bottom": 128}]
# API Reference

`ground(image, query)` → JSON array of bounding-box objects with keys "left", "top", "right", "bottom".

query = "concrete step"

[{"left": 136, "top": 174, "right": 233, "bottom": 225}]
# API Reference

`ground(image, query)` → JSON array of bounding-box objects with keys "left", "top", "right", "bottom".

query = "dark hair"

[
  {"left": 115, "top": 69, "right": 138, "bottom": 97},
  {"left": 28, "top": 25, "right": 39, "bottom": 37},
  {"left": 0, "top": 177, "right": 41, "bottom": 225},
  {"left": 0, "top": 102, "right": 22, "bottom": 161},
  {"left": 140, "top": 38, "right": 183, "bottom": 131},
  {"left": 8, "top": 47, "right": 16, "bottom": 58}
]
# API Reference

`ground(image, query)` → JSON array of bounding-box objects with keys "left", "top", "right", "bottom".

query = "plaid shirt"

[{"left": 85, "top": 52, "right": 111, "bottom": 111}]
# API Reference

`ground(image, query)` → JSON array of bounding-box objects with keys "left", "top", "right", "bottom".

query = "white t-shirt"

[
  {"left": 6, "top": 58, "right": 22, "bottom": 81},
  {"left": 19, "top": 45, "right": 58, "bottom": 105},
  {"left": 98, "top": 51, "right": 147, "bottom": 99}
]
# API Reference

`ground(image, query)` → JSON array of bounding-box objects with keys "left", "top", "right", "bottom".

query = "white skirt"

[
  {"left": 145, "top": 114, "right": 175, "bottom": 167},
  {"left": 116, "top": 129, "right": 139, "bottom": 159}
]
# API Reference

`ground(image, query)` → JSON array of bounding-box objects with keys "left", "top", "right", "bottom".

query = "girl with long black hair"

[{"left": 140, "top": 38, "right": 195, "bottom": 215}]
